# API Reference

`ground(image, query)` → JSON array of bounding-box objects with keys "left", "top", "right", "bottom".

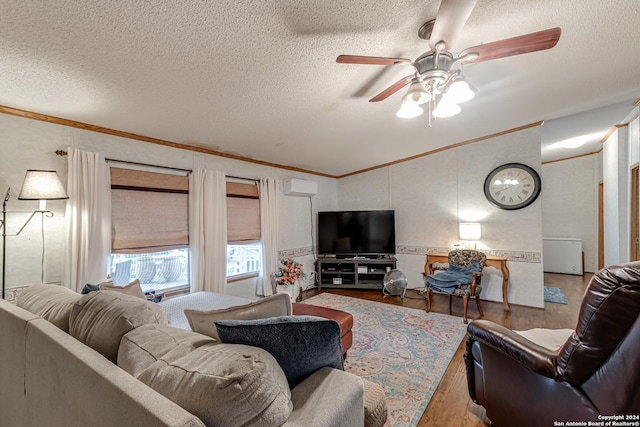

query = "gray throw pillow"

[
  {"left": 184, "top": 292, "right": 291, "bottom": 341},
  {"left": 69, "top": 291, "right": 167, "bottom": 363},
  {"left": 17, "top": 284, "right": 83, "bottom": 332},
  {"left": 214, "top": 315, "right": 344, "bottom": 387}
]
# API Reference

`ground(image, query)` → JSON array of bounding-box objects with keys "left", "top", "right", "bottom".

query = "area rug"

[
  {"left": 544, "top": 286, "right": 568, "bottom": 304},
  {"left": 302, "top": 293, "right": 467, "bottom": 427}
]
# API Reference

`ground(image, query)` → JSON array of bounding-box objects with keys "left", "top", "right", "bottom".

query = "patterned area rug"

[
  {"left": 302, "top": 293, "right": 467, "bottom": 427},
  {"left": 544, "top": 286, "right": 568, "bottom": 304}
]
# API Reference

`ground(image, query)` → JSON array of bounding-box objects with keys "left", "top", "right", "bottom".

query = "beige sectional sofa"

[{"left": 0, "top": 284, "right": 366, "bottom": 427}]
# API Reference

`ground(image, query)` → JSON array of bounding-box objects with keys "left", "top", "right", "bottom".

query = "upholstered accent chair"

[
  {"left": 424, "top": 249, "right": 486, "bottom": 324},
  {"left": 464, "top": 261, "right": 640, "bottom": 426}
]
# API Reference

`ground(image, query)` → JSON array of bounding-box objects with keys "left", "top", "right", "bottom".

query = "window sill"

[
  {"left": 141, "top": 283, "right": 189, "bottom": 295},
  {"left": 227, "top": 272, "right": 260, "bottom": 283}
]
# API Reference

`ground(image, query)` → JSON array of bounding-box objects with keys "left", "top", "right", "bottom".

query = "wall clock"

[{"left": 484, "top": 163, "right": 542, "bottom": 210}]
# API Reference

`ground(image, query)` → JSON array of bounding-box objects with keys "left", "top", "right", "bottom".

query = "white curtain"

[
  {"left": 63, "top": 148, "right": 111, "bottom": 292},
  {"left": 189, "top": 169, "right": 227, "bottom": 293},
  {"left": 259, "top": 178, "right": 279, "bottom": 296}
]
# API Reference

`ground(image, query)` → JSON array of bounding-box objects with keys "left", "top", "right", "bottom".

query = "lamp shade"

[
  {"left": 446, "top": 79, "right": 476, "bottom": 104},
  {"left": 396, "top": 99, "right": 424, "bottom": 119},
  {"left": 459, "top": 222, "right": 481, "bottom": 241},
  {"left": 18, "top": 170, "right": 69, "bottom": 200},
  {"left": 405, "top": 82, "right": 432, "bottom": 105},
  {"left": 432, "top": 98, "right": 461, "bottom": 118}
]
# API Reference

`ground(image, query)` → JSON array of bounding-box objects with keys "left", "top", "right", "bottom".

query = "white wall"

[
  {"left": 603, "top": 127, "right": 630, "bottom": 266},
  {"left": 601, "top": 109, "right": 640, "bottom": 267},
  {"left": 0, "top": 113, "right": 338, "bottom": 298},
  {"left": 541, "top": 155, "right": 599, "bottom": 272},
  {"left": 8, "top": 106, "right": 638, "bottom": 307},
  {"left": 338, "top": 126, "right": 545, "bottom": 308}
]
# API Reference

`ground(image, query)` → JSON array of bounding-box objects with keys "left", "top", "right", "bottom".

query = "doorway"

[
  {"left": 631, "top": 165, "right": 639, "bottom": 261},
  {"left": 598, "top": 181, "right": 604, "bottom": 269}
]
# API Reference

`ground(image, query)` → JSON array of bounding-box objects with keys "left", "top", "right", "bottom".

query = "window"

[
  {"left": 227, "top": 243, "right": 261, "bottom": 278},
  {"left": 109, "top": 167, "right": 190, "bottom": 293},
  {"left": 226, "top": 180, "right": 261, "bottom": 279}
]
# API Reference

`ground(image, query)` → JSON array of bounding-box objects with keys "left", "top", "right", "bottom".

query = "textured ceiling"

[{"left": 1, "top": 0, "right": 639, "bottom": 176}]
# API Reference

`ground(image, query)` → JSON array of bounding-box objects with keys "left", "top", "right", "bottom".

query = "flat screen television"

[{"left": 317, "top": 210, "right": 395, "bottom": 258}]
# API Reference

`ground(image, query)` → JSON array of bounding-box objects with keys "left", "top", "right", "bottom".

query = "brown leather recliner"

[{"left": 464, "top": 261, "right": 640, "bottom": 426}]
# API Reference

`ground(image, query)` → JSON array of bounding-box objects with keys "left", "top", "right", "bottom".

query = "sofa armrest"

[
  {"left": 284, "top": 367, "right": 364, "bottom": 427},
  {"left": 467, "top": 320, "right": 558, "bottom": 379}
]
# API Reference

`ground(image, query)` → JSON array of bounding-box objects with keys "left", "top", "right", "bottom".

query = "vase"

[{"left": 275, "top": 281, "right": 299, "bottom": 302}]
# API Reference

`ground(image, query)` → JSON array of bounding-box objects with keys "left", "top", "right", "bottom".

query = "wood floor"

[{"left": 301, "top": 272, "right": 592, "bottom": 427}]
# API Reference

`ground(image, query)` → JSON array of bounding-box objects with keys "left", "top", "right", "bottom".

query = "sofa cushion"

[
  {"left": 99, "top": 279, "right": 145, "bottom": 299},
  {"left": 119, "top": 325, "right": 292, "bottom": 427},
  {"left": 17, "top": 284, "right": 83, "bottom": 333},
  {"left": 215, "top": 315, "right": 344, "bottom": 387},
  {"left": 184, "top": 292, "right": 291, "bottom": 341},
  {"left": 119, "top": 323, "right": 216, "bottom": 377},
  {"left": 69, "top": 291, "right": 167, "bottom": 363}
]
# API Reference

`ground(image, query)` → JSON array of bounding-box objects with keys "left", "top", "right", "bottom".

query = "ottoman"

[{"left": 292, "top": 302, "right": 353, "bottom": 357}]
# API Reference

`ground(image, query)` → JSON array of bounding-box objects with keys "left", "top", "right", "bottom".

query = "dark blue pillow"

[
  {"left": 214, "top": 315, "right": 344, "bottom": 387},
  {"left": 81, "top": 284, "right": 100, "bottom": 295}
]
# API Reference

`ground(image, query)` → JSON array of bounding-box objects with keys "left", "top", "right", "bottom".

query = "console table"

[
  {"left": 425, "top": 252, "right": 511, "bottom": 310},
  {"left": 316, "top": 256, "right": 397, "bottom": 290}
]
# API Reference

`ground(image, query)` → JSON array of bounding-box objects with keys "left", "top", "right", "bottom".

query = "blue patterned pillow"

[{"left": 214, "top": 315, "right": 344, "bottom": 387}]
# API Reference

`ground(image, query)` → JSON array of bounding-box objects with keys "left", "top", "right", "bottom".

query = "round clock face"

[{"left": 484, "top": 163, "right": 541, "bottom": 210}]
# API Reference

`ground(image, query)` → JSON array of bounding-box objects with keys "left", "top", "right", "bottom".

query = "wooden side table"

[{"left": 425, "top": 252, "right": 511, "bottom": 311}]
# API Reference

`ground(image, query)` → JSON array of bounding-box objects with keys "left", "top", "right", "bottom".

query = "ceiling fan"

[{"left": 336, "top": 0, "right": 561, "bottom": 125}]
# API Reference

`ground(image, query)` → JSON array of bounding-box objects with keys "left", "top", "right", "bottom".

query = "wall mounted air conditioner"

[{"left": 283, "top": 178, "right": 317, "bottom": 197}]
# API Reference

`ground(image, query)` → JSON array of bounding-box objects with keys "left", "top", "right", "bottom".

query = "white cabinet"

[{"left": 543, "top": 238, "right": 583, "bottom": 275}]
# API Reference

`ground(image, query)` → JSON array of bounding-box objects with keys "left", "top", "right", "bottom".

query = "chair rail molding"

[{"left": 396, "top": 245, "right": 541, "bottom": 263}]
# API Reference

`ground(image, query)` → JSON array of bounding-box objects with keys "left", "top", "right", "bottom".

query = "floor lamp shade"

[
  {"left": 2, "top": 170, "right": 69, "bottom": 299},
  {"left": 18, "top": 170, "right": 69, "bottom": 201}
]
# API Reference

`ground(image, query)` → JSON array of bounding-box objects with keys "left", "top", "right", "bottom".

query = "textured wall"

[
  {"left": 542, "top": 155, "right": 599, "bottom": 272},
  {"left": 602, "top": 128, "right": 628, "bottom": 265},
  {"left": 338, "top": 126, "right": 545, "bottom": 308},
  {"left": 0, "top": 113, "right": 337, "bottom": 298}
]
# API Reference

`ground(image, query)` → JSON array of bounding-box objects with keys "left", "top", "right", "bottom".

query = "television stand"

[{"left": 316, "top": 256, "right": 397, "bottom": 290}]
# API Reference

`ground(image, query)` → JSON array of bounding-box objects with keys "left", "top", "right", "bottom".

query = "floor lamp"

[{"left": 1, "top": 170, "right": 69, "bottom": 299}]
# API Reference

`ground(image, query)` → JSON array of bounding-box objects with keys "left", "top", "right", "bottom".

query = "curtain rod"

[
  {"left": 55, "top": 150, "right": 260, "bottom": 182},
  {"left": 105, "top": 157, "right": 191, "bottom": 173},
  {"left": 227, "top": 175, "right": 259, "bottom": 183}
]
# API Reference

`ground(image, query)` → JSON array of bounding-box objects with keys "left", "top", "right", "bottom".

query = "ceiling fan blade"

[
  {"left": 369, "top": 75, "right": 414, "bottom": 102},
  {"left": 337, "top": 55, "right": 412, "bottom": 66},
  {"left": 459, "top": 27, "right": 561, "bottom": 64},
  {"left": 429, "top": 0, "right": 478, "bottom": 51}
]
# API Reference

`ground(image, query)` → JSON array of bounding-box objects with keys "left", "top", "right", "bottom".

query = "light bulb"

[
  {"left": 432, "top": 98, "right": 461, "bottom": 118},
  {"left": 396, "top": 100, "right": 424, "bottom": 119},
  {"left": 446, "top": 80, "right": 475, "bottom": 103},
  {"left": 404, "top": 82, "right": 432, "bottom": 105}
]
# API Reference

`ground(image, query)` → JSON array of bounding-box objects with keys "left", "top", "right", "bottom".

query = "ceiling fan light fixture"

[
  {"left": 459, "top": 52, "right": 479, "bottom": 63},
  {"left": 396, "top": 99, "right": 424, "bottom": 119},
  {"left": 405, "top": 82, "right": 432, "bottom": 105},
  {"left": 446, "top": 79, "right": 476, "bottom": 103},
  {"left": 432, "top": 98, "right": 461, "bottom": 118}
]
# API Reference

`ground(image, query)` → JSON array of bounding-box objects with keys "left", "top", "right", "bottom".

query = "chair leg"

[
  {"left": 463, "top": 296, "right": 469, "bottom": 324},
  {"left": 449, "top": 295, "right": 453, "bottom": 311},
  {"left": 426, "top": 289, "right": 432, "bottom": 312},
  {"left": 475, "top": 296, "right": 484, "bottom": 318}
]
